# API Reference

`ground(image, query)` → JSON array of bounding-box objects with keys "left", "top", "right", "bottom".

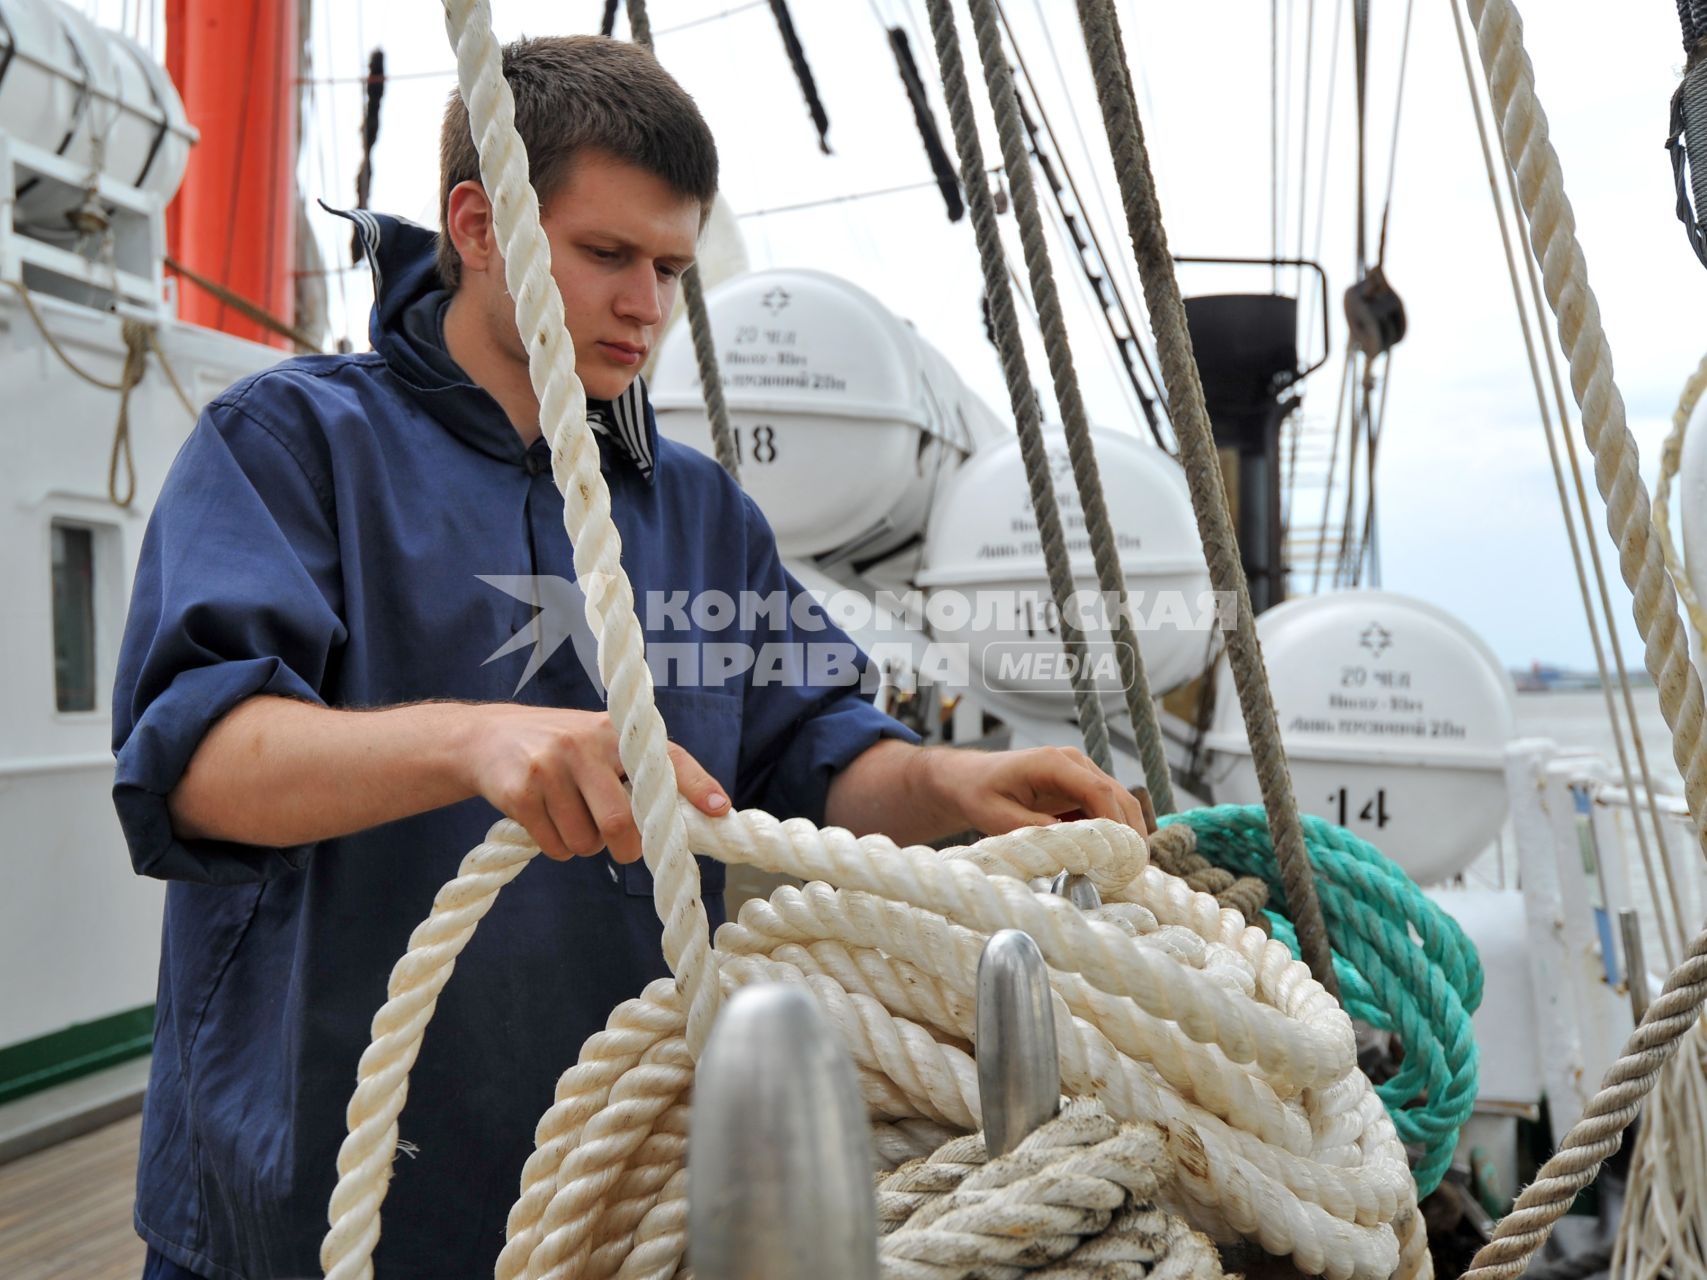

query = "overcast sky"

[{"left": 102, "top": 0, "right": 1707, "bottom": 669}]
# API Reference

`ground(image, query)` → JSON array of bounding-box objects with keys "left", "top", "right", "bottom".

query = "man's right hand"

[
  {"left": 168, "top": 695, "right": 728, "bottom": 858},
  {"left": 459, "top": 704, "right": 729, "bottom": 863}
]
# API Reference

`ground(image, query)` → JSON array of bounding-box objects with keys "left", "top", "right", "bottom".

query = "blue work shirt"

[{"left": 111, "top": 212, "right": 916, "bottom": 1279}]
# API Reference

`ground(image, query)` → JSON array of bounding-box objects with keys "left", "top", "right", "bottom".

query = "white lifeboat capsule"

[
  {"left": 651, "top": 268, "right": 999, "bottom": 567},
  {"left": 915, "top": 427, "right": 1215, "bottom": 719},
  {"left": 0, "top": 0, "right": 195, "bottom": 225},
  {"left": 1200, "top": 589, "right": 1517, "bottom": 885}
]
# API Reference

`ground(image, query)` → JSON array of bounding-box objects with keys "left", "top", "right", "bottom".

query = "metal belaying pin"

[
  {"left": 976, "top": 929, "right": 1061, "bottom": 1158},
  {"left": 688, "top": 983, "right": 878, "bottom": 1280},
  {"left": 1050, "top": 868, "right": 1103, "bottom": 911}
]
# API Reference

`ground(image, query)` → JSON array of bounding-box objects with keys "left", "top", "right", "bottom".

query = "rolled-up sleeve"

[
  {"left": 731, "top": 495, "right": 919, "bottom": 825},
  {"left": 112, "top": 401, "right": 346, "bottom": 884}
]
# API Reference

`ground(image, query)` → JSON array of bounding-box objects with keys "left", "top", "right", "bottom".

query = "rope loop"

[{"left": 1163, "top": 806, "right": 1482, "bottom": 1197}]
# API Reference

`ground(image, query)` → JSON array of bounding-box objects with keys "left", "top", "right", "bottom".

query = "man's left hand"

[
  {"left": 926, "top": 744, "right": 1151, "bottom": 837},
  {"left": 824, "top": 740, "right": 1152, "bottom": 846}
]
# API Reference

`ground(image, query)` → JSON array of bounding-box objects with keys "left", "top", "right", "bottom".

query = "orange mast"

[{"left": 165, "top": 0, "right": 298, "bottom": 349}]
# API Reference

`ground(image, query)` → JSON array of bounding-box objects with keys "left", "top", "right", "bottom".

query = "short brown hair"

[{"left": 436, "top": 35, "right": 719, "bottom": 288}]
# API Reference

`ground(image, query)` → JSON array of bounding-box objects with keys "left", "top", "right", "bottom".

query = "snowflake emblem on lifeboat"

[
  {"left": 761, "top": 287, "right": 791, "bottom": 314},
  {"left": 1359, "top": 622, "right": 1393, "bottom": 658}
]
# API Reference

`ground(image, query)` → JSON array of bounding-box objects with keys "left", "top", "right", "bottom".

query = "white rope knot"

[{"left": 877, "top": 1099, "right": 1222, "bottom": 1279}]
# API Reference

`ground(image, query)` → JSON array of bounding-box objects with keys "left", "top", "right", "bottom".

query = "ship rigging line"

[
  {"left": 1373, "top": 0, "right": 1415, "bottom": 270},
  {"left": 1014, "top": 84, "right": 1166, "bottom": 445},
  {"left": 1272, "top": 0, "right": 1280, "bottom": 289},
  {"left": 993, "top": 0, "right": 1172, "bottom": 448},
  {"left": 1310, "top": 342, "right": 1352, "bottom": 593},
  {"left": 1300, "top": 0, "right": 1342, "bottom": 355},
  {"left": 1451, "top": 0, "right": 1707, "bottom": 1258},
  {"left": 1352, "top": 0, "right": 1369, "bottom": 273},
  {"left": 735, "top": 169, "right": 999, "bottom": 219},
  {"left": 1027, "top": 0, "right": 1151, "bottom": 371},
  {"left": 1447, "top": 0, "right": 1681, "bottom": 962},
  {"left": 626, "top": 0, "right": 742, "bottom": 482},
  {"left": 1293, "top": 0, "right": 1316, "bottom": 307},
  {"left": 1329, "top": 0, "right": 1417, "bottom": 595},
  {"left": 1067, "top": 0, "right": 1339, "bottom": 995}
]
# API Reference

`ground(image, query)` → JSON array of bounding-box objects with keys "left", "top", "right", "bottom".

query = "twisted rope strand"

[
  {"left": 1451, "top": 5, "right": 1707, "bottom": 1268},
  {"left": 1445, "top": 0, "right": 1684, "bottom": 966},
  {"left": 921, "top": 0, "right": 1115, "bottom": 773},
  {"left": 876, "top": 1100, "right": 1217, "bottom": 1279},
  {"left": 1466, "top": 0, "right": 1707, "bottom": 837},
  {"left": 442, "top": 0, "right": 721, "bottom": 1045},
  {"left": 1069, "top": 0, "right": 1337, "bottom": 996},
  {"left": 323, "top": 822, "right": 539, "bottom": 1278},
  {"left": 1462, "top": 938, "right": 1707, "bottom": 1280},
  {"left": 960, "top": 0, "right": 1177, "bottom": 812}
]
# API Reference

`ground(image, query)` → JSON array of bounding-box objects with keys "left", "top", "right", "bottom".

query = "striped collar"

[{"left": 586, "top": 377, "right": 655, "bottom": 480}]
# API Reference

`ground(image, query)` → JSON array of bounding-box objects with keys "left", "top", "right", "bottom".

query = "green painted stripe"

[{"left": 0, "top": 1007, "right": 154, "bottom": 1105}]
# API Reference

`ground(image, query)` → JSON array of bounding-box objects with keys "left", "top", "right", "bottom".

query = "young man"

[{"left": 115, "top": 35, "right": 1145, "bottom": 1279}]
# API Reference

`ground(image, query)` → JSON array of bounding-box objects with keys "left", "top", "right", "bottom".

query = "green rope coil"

[{"left": 1159, "top": 805, "right": 1482, "bottom": 1199}]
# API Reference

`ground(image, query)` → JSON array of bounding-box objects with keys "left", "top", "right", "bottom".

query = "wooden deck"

[{"left": 0, "top": 1113, "right": 144, "bottom": 1279}]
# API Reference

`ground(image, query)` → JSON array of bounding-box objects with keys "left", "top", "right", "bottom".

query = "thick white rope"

[
  {"left": 440, "top": 0, "right": 723, "bottom": 1046},
  {"left": 317, "top": 5, "right": 1429, "bottom": 1277},
  {"left": 1456, "top": 5, "right": 1707, "bottom": 1277}
]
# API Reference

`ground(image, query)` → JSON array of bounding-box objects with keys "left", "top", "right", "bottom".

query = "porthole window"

[{"left": 51, "top": 522, "right": 96, "bottom": 713}]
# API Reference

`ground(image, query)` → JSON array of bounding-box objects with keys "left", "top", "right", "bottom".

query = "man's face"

[{"left": 526, "top": 149, "right": 702, "bottom": 401}]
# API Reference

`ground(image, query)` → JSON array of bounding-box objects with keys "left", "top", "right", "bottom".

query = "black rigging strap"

[
  {"left": 352, "top": 49, "right": 386, "bottom": 264},
  {"left": 885, "top": 26, "right": 963, "bottom": 223},
  {"left": 768, "top": 0, "right": 831, "bottom": 154},
  {"left": 1671, "top": 1, "right": 1707, "bottom": 267}
]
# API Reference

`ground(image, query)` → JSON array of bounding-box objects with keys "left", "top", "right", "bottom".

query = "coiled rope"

[
  {"left": 1162, "top": 806, "right": 1482, "bottom": 1199},
  {"left": 1145, "top": 822, "right": 1271, "bottom": 934},
  {"left": 1068, "top": 0, "right": 1336, "bottom": 997},
  {"left": 876, "top": 1099, "right": 1223, "bottom": 1279},
  {"left": 6, "top": 280, "right": 201, "bottom": 508},
  {"left": 497, "top": 815, "right": 1424, "bottom": 1280},
  {"left": 317, "top": 5, "right": 1439, "bottom": 1278}
]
